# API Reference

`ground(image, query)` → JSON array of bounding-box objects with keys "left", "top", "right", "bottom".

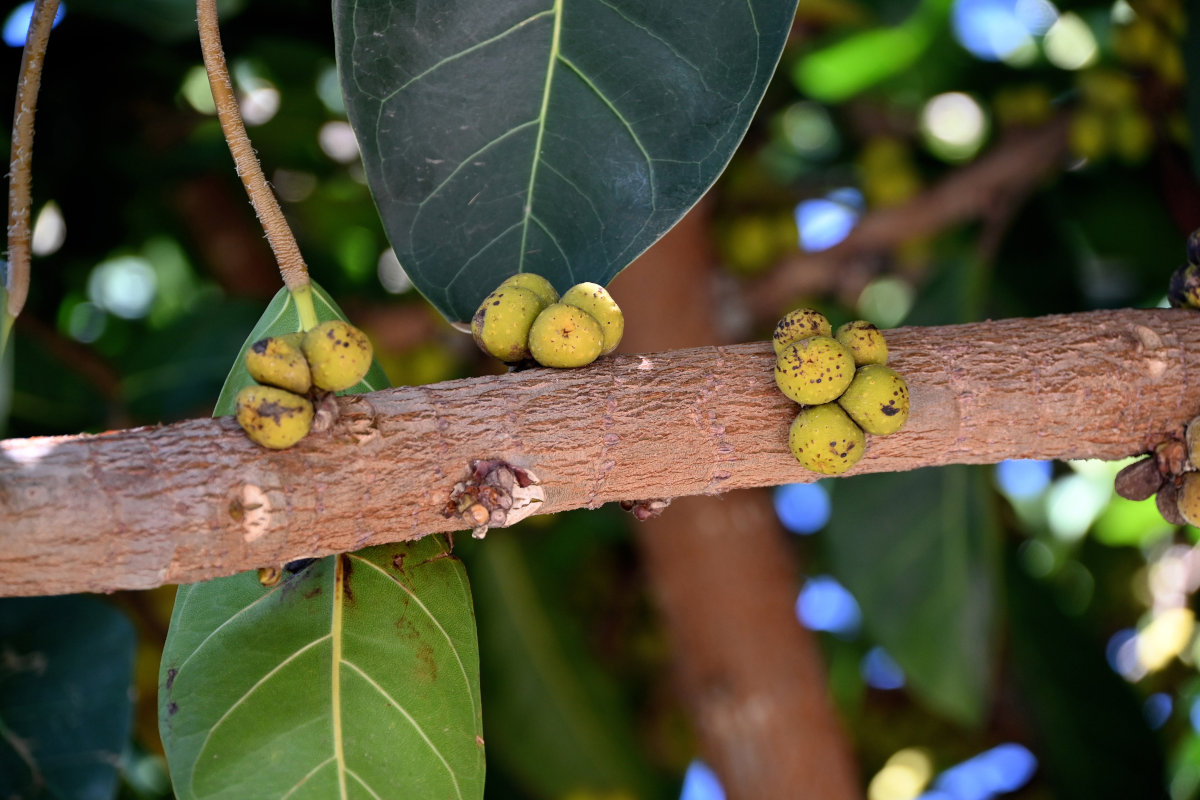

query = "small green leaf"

[
  {"left": 159, "top": 539, "right": 484, "bottom": 800},
  {"left": 0, "top": 596, "right": 136, "bottom": 800},
  {"left": 791, "top": 0, "right": 951, "bottom": 103},
  {"left": 212, "top": 280, "right": 389, "bottom": 417},
  {"left": 334, "top": 0, "right": 800, "bottom": 323},
  {"left": 825, "top": 466, "right": 999, "bottom": 725}
]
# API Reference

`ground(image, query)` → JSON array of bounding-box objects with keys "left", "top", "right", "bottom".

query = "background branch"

[
  {"left": 744, "top": 115, "right": 1071, "bottom": 317},
  {"left": 0, "top": 306, "right": 1194, "bottom": 597}
]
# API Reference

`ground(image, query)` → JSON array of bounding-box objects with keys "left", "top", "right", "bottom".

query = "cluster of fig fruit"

[
  {"left": 472, "top": 274, "right": 623, "bottom": 368},
  {"left": 772, "top": 308, "right": 910, "bottom": 475},
  {"left": 1167, "top": 228, "right": 1200, "bottom": 309},
  {"left": 1115, "top": 418, "right": 1200, "bottom": 527},
  {"left": 235, "top": 320, "right": 373, "bottom": 449}
]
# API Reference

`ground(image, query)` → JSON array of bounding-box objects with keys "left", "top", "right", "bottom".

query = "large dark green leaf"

[
  {"left": 825, "top": 466, "right": 999, "bottom": 725},
  {"left": 212, "top": 281, "right": 389, "bottom": 417},
  {"left": 334, "top": 0, "right": 800, "bottom": 323},
  {"left": 159, "top": 538, "right": 484, "bottom": 799},
  {"left": 0, "top": 596, "right": 136, "bottom": 800},
  {"left": 1005, "top": 553, "right": 1169, "bottom": 800}
]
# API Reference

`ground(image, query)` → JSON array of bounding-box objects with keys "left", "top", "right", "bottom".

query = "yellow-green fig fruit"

[
  {"left": 1186, "top": 417, "right": 1200, "bottom": 469},
  {"left": 772, "top": 308, "right": 832, "bottom": 355},
  {"left": 471, "top": 286, "right": 543, "bottom": 362},
  {"left": 528, "top": 302, "right": 604, "bottom": 368},
  {"left": 500, "top": 273, "right": 559, "bottom": 308},
  {"left": 1177, "top": 473, "right": 1200, "bottom": 527},
  {"left": 561, "top": 282, "right": 624, "bottom": 355},
  {"left": 788, "top": 403, "right": 866, "bottom": 475},
  {"left": 837, "top": 364, "right": 910, "bottom": 435},
  {"left": 302, "top": 320, "right": 374, "bottom": 392},
  {"left": 835, "top": 320, "right": 889, "bottom": 366},
  {"left": 245, "top": 333, "right": 312, "bottom": 394},
  {"left": 1169, "top": 263, "right": 1200, "bottom": 309},
  {"left": 235, "top": 385, "right": 314, "bottom": 449},
  {"left": 774, "top": 335, "right": 855, "bottom": 406}
]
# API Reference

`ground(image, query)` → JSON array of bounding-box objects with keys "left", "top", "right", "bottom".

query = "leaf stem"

[
  {"left": 5, "top": 0, "right": 60, "bottom": 334},
  {"left": 196, "top": 0, "right": 310, "bottom": 294}
]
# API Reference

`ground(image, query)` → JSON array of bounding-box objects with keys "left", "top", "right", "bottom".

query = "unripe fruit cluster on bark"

[
  {"left": 471, "top": 274, "right": 624, "bottom": 368},
  {"left": 235, "top": 320, "right": 373, "bottom": 449},
  {"left": 771, "top": 308, "right": 910, "bottom": 475}
]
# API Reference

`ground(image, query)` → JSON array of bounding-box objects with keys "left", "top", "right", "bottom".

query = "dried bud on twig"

[{"left": 1115, "top": 456, "right": 1165, "bottom": 502}]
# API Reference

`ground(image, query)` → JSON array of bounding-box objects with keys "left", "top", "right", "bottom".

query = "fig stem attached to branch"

[
  {"left": 5, "top": 0, "right": 61, "bottom": 344},
  {"left": 196, "top": 0, "right": 312, "bottom": 300}
]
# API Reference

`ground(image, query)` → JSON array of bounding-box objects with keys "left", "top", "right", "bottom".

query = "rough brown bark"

[
  {"left": 0, "top": 307, "right": 1195, "bottom": 597},
  {"left": 615, "top": 211, "right": 862, "bottom": 799}
]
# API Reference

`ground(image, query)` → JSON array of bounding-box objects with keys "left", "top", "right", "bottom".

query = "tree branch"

[{"left": 0, "top": 307, "right": 1194, "bottom": 597}]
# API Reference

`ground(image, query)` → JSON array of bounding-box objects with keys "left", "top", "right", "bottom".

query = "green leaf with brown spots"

[{"left": 158, "top": 537, "right": 483, "bottom": 799}]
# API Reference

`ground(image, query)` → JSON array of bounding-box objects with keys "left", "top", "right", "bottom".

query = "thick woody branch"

[{"left": 0, "top": 307, "right": 1195, "bottom": 597}]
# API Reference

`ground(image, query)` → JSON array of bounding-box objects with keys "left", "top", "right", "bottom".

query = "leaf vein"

[{"left": 341, "top": 658, "right": 464, "bottom": 800}]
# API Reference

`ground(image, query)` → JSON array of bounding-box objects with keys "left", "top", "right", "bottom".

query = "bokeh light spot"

[
  {"left": 780, "top": 102, "right": 838, "bottom": 159},
  {"left": 857, "top": 276, "right": 914, "bottom": 328},
  {"left": 31, "top": 201, "right": 65, "bottom": 256},
  {"left": 1106, "top": 628, "right": 1143, "bottom": 681},
  {"left": 680, "top": 760, "right": 725, "bottom": 800},
  {"left": 773, "top": 482, "right": 831, "bottom": 535},
  {"left": 869, "top": 748, "right": 933, "bottom": 800},
  {"left": 1043, "top": 12, "right": 1098, "bottom": 70},
  {"left": 316, "top": 63, "right": 345, "bottom": 115},
  {"left": 995, "top": 459, "right": 1052, "bottom": 499},
  {"left": 181, "top": 65, "right": 217, "bottom": 115},
  {"left": 320, "top": 121, "right": 361, "bottom": 163},
  {"left": 951, "top": 0, "right": 1034, "bottom": 62},
  {"left": 861, "top": 647, "right": 906, "bottom": 690},
  {"left": 932, "top": 743, "right": 1037, "bottom": 798},
  {"left": 1044, "top": 473, "right": 1109, "bottom": 541},
  {"left": 65, "top": 300, "right": 105, "bottom": 344},
  {"left": 87, "top": 256, "right": 157, "bottom": 320},
  {"left": 3, "top": 1, "right": 65, "bottom": 48},
  {"left": 796, "top": 194, "right": 859, "bottom": 252},
  {"left": 796, "top": 575, "right": 861, "bottom": 636},
  {"left": 1144, "top": 692, "right": 1173, "bottom": 730},
  {"left": 378, "top": 248, "right": 413, "bottom": 294},
  {"left": 920, "top": 93, "right": 988, "bottom": 162}
]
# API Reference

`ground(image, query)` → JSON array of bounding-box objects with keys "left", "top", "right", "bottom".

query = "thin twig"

[
  {"left": 5, "top": 0, "right": 60, "bottom": 322},
  {"left": 196, "top": 0, "right": 310, "bottom": 294}
]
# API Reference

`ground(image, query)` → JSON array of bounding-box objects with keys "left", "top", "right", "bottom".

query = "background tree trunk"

[{"left": 614, "top": 209, "right": 863, "bottom": 798}]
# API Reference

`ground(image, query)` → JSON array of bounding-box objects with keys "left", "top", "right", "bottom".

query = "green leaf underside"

[
  {"left": 0, "top": 596, "right": 136, "bottom": 800},
  {"left": 212, "top": 280, "right": 390, "bottom": 417},
  {"left": 826, "top": 467, "right": 999, "bottom": 726},
  {"left": 159, "top": 539, "right": 484, "bottom": 800},
  {"left": 334, "top": 0, "right": 799, "bottom": 323}
]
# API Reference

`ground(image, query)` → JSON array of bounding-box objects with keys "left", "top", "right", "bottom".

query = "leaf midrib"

[
  {"left": 332, "top": 556, "right": 348, "bottom": 799},
  {"left": 517, "top": 0, "right": 564, "bottom": 274}
]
